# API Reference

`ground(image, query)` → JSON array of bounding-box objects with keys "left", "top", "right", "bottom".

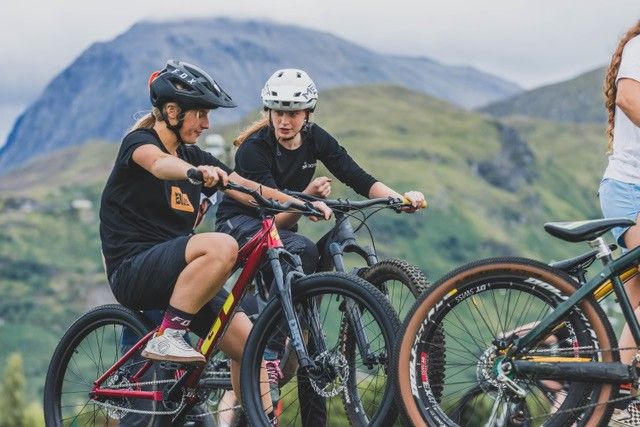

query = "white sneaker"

[
  {"left": 611, "top": 401, "right": 640, "bottom": 426},
  {"left": 141, "top": 328, "right": 205, "bottom": 363}
]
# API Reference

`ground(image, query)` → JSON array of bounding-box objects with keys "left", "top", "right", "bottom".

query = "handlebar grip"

[
  {"left": 186, "top": 168, "right": 204, "bottom": 185},
  {"left": 401, "top": 197, "right": 428, "bottom": 209}
]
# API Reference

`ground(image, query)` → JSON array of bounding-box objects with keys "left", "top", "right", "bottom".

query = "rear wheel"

[
  {"left": 394, "top": 258, "right": 619, "bottom": 427},
  {"left": 43, "top": 304, "right": 172, "bottom": 426},
  {"left": 240, "top": 272, "right": 400, "bottom": 426},
  {"left": 360, "top": 258, "right": 428, "bottom": 319}
]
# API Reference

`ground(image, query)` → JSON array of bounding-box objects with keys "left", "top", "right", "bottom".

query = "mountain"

[
  {"left": 0, "top": 17, "right": 520, "bottom": 174},
  {"left": 480, "top": 67, "right": 607, "bottom": 124},
  {"left": 0, "top": 84, "right": 609, "bottom": 399}
]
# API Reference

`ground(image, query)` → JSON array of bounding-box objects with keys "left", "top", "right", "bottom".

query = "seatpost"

[{"left": 589, "top": 237, "right": 614, "bottom": 265}]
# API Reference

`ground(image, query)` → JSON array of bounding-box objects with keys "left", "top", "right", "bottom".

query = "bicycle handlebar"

[
  {"left": 285, "top": 190, "right": 427, "bottom": 211},
  {"left": 187, "top": 168, "right": 323, "bottom": 218}
]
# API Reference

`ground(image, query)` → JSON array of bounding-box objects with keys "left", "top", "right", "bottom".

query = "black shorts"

[{"left": 109, "top": 235, "right": 236, "bottom": 338}]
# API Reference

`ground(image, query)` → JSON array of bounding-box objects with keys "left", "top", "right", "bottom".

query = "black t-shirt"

[
  {"left": 99, "top": 128, "right": 232, "bottom": 279},
  {"left": 216, "top": 123, "right": 377, "bottom": 225}
]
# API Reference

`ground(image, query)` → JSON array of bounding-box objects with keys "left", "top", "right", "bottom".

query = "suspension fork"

[{"left": 267, "top": 249, "right": 316, "bottom": 370}]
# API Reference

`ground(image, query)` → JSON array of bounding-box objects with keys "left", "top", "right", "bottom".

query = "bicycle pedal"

[{"left": 159, "top": 361, "right": 191, "bottom": 371}]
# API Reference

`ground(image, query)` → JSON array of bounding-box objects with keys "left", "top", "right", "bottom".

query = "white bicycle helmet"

[{"left": 261, "top": 69, "right": 318, "bottom": 111}]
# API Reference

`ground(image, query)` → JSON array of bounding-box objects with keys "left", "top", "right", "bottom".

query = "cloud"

[{"left": 1, "top": 0, "right": 639, "bottom": 104}]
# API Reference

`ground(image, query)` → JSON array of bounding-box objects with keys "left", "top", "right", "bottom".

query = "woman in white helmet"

[
  {"left": 215, "top": 68, "right": 425, "bottom": 425},
  {"left": 217, "top": 68, "right": 424, "bottom": 246}
]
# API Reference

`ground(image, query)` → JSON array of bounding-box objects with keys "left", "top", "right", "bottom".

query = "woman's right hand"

[
  {"left": 197, "top": 165, "right": 229, "bottom": 188},
  {"left": 309, "top": 201, "right": 332, "bottom": 221},
  {"left": 304, "top": 176, "right": 332, "bottom": 198}
]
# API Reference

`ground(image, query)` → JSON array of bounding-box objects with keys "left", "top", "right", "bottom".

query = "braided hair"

[{"left": 604, "top": 20, "right": 640, "bottom": 153}]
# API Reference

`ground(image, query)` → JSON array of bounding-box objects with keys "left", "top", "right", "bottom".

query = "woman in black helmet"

[{"left": 99, "top": 60, "right": 330, "bottom": 414}]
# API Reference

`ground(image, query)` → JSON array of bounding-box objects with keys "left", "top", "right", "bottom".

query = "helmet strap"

[{"left": 161, "top": 108, "right": 185, "bottom": 144}]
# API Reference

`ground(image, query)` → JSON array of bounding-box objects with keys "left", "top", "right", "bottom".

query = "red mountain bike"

[{"left": 43, "top": 179, "right": 400, "bottom": 426}]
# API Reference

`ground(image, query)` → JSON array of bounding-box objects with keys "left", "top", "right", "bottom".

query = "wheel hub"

[{"left": 309, "top": 350, "right": 350, "bottom": 398}]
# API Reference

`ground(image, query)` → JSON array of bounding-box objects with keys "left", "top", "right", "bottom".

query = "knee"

[
  {"left": 201, "top": 233, "right": 238, "bottom": 266},
  {"left": 218, "top": 233, "right": 239, "bottom": 264}
]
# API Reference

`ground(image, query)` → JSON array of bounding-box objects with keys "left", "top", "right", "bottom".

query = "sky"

[{"left": 1, "top": 0, "right": 639, "bottom": 145}]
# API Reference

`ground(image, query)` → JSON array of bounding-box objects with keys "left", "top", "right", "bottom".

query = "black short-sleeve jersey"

[
  {"left": 215, "top": 123, "right": 377, "bottom": 225},
  {"left": 99, "top": 128, "right": 232, "bottom": 279}
]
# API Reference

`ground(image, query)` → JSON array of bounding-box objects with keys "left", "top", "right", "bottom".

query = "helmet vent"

[
  {"left": 296, "top": 72, "right": 302, "bottom": 78},
  {"left": 293, "top": 92, "right": 301, "bottom": 97},
  {"left": 204, "top": 81, "right": 220, "bottom": 96},
  {"left": 169, "top": 78, "right": 192, "bottom": 93},
  {"left": 277, "top": 71, "right": 284, "bottom": 77},
  {"left": 271, "top": 91, "right": 278, "bottom": 96}
]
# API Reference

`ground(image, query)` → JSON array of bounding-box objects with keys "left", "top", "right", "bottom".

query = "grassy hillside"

[
  {"left": 0, "top": 84, "right": 611, "bottom": 400},
  {"left": 480, "top": 67, "right": 607, "bottom": 124}
]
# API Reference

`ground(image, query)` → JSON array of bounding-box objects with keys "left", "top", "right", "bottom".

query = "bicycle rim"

[
  {"left": 395, "top": 258, "right": 618, "bottom": 427},
  {"left": 43, "top": 305, "right": 169, "bottom": 426}
]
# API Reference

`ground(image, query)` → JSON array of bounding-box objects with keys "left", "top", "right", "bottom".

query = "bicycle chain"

[{"left": 92, "top": 373, "right": 241, "bottom": 418}]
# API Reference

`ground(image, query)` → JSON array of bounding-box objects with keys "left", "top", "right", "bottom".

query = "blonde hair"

[
  {"left": 130, "top": 107, "right": 164, "bottom": 131},
  {"left": 130, "top": 104, "right": 188, "bottom": 132},
  {"left": 234, "top": 114, "right": 269, "bottom": 146},
  {"left": 604, "top": 20, "right": 640, "bottom": 153}
]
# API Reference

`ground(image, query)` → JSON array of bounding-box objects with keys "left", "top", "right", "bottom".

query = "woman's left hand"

[
  {"left": 402, "top": 190, "right": 427, "bottom": 213},
  {"left": 308, "top": 201, "right": 332, "bottom": 221}
]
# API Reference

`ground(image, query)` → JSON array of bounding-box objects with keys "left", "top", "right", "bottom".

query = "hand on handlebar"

[
  {"left": 196, "top": 166, "right": 229, "bottom": 188},
  {"left": 308, "top": 200, "right": 332, "bottom": 222},
  {"left": 401, "top": 191, "right": 427, "bottom": 213},
  {"left": 304, "top": 176, "right": 332, "bottom": 198}
]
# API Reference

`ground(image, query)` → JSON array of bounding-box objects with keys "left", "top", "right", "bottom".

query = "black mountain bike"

[
  {"left": 287, "top": 191, "right": 430, "bottom": 318},
  {"left": 394, "top": 217, "right": 640, "bottom": 427}
]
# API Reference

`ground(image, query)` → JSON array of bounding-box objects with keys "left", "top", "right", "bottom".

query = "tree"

[{"left": 0, "top": 352, "right": 27, "bottom": 427}]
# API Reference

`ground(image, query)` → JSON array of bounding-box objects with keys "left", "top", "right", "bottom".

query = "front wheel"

[
  {"left": 43, "top": 304, "right": 171, "bottom": 427},
  {"left": 394, "top": 257, "right": 619, "bottom": 427},
  {"left": 240, "top": 272, "right": 401, "bottom": 426}
]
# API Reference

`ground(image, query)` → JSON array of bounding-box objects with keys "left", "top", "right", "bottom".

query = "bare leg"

[
  {"left": 219, "top": 312, "right": 273, "bottom": 413},
  {"left": 169, "top": 232, "right": 238, "bottom": 313},
  {"left": 217, "top": 390, "right": 237, "bottom": 427}
]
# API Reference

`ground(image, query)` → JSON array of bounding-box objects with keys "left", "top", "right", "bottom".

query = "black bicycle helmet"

[{"left": 149, "top": 60, "right": 236, "bottom": 111}]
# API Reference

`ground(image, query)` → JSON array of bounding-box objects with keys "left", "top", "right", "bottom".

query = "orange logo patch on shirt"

[{"left": 170, "top": 186, "right": 194, "bottom": 212}]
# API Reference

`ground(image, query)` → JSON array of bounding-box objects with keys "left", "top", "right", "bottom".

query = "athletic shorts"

[
  {"left": 599, "top": 177, "right": 640, "bottom": 249},
  {"left": 109, "top": 235, "right": 238, "bottom": 338}
]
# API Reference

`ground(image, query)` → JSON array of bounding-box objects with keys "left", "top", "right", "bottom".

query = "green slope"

[
  {"left": 480, "top": 67, "right": 607, "bottom": 124},
  {"left": 0, "top": 84, "right": 611, "bottom": 399}
]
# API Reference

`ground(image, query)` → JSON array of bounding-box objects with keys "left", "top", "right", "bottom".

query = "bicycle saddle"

[{"left": 544, "top": 218, "right": 635, "bottom": 243}]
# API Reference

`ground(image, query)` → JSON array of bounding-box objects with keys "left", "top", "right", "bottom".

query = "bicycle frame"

[
  {"left": 90, "top": 214, "right": 315, "bottom": 419},
  {"left": 319, "top": 210, "right": 378, "bottom": 272},
  {"left": 506, "top": 243, "right": 640, "bottom": 382}
]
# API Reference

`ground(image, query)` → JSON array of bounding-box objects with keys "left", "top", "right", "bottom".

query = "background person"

[
  {"left": 215, "top": 67, "right": 426, "bottom": 425},
  {"left": 599, "top": 19, "right": 640, "bottom": 423}
]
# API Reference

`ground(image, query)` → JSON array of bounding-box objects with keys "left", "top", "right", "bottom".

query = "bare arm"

[
  {"left": 132, "top": 144, "right": 228, "bottom": 187},
  {"left": 132, "top": 144, "right": 192, "bottom": 180},
  {"left": 368, "top": 181, "right": 426, "bottom": 211},
  {"left": 616, "top": 78, "right": 640, "bottom": 127}
]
